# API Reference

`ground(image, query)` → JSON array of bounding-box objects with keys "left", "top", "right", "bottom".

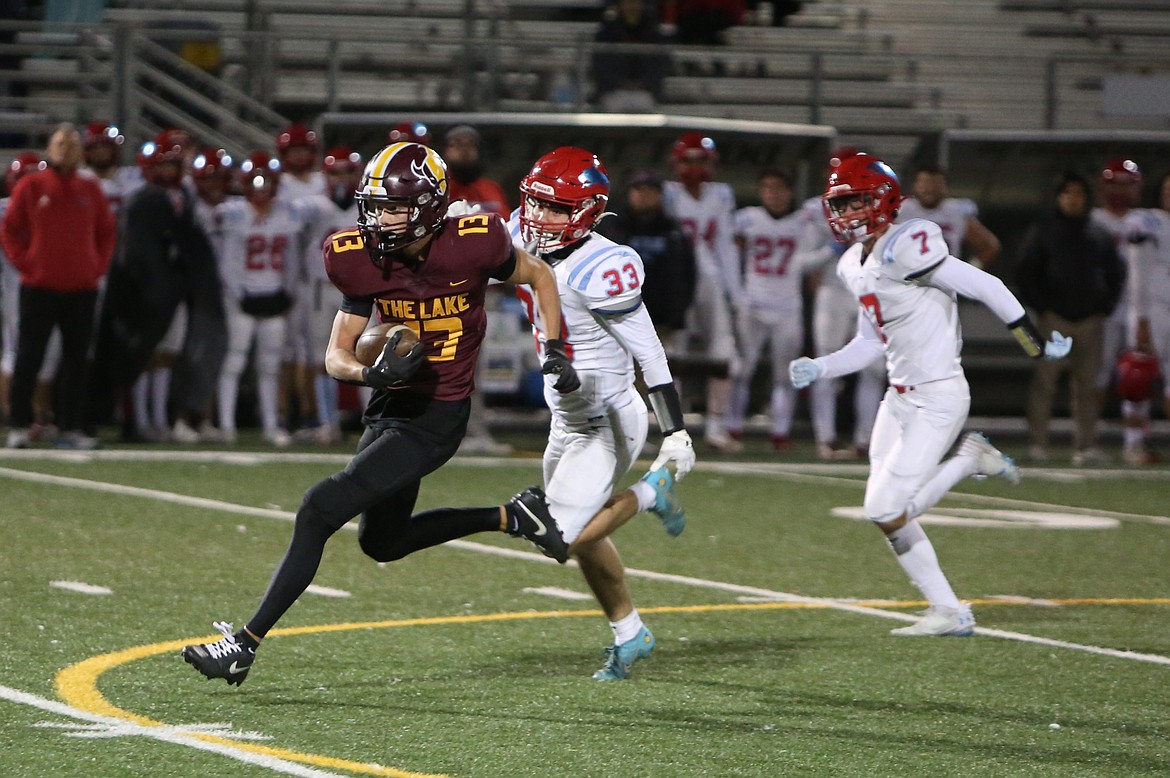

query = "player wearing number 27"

[
  {"left": 789, "top": 154, "right": 1073, "bottom": 636},
  {"left": 508, "top": 146, "right": 696, "bottom": 679},
  {"left": 182, "top": 142, "right": 577, "bottom": 685}
]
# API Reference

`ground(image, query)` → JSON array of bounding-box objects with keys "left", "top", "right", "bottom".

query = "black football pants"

[{"left": 246, "top": 398, "right": 500, "bottom": 638}]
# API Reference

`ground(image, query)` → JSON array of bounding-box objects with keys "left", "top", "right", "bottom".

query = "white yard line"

[
  {"left": 2, "top": 462, "right": 1168, "bottom": 667},
  {"left": 0, "top": 684, "right": 346, "bottom": 778}
]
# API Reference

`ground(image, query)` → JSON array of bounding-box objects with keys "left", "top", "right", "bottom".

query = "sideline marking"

[
  {"left": 0, "top": 683, "right": 346, "bottom": 777},
  {"left": 830, "top": 506, "right": 1121, "bottom": 529}
]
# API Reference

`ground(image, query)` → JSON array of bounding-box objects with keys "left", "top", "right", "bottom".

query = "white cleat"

[
  {"left": 890, "top": 604, "right": 975, "bottom": 637},
  {"left": 959, "top": 431, "right": 1020, "bottom": 485}
]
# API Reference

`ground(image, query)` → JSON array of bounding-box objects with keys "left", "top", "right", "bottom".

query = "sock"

[
  {"left": 131, "top": 374, "right": 150, "bottom": 431},
  {"left": 906, "top": 456, "right": 974, "bottom": 520},
  {"left": 886, "top": 520, "right": 960, "bottom": 609},
  {"left": 610, "top": 609, "right": 644, "bottom": 645},
  {"left": 630, "top": 480, "right": 656, "bottom": 512},
  {"left": 150, "top": 367, "right": 171, "bottom": 431},
  {"left": 237, "top": 629, "right": 260, "bottom": 650}
]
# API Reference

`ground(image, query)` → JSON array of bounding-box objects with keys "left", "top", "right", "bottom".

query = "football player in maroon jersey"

[{"left": 182, "top": 142, "right": 578, "bottom": 686}]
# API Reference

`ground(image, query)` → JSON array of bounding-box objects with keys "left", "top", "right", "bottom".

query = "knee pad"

[{"left": 864, "top": 481, "right": 914, "bottom": 525}]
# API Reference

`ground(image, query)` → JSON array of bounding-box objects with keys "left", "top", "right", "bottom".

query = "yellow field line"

[{"left": 56, "top": 597, "right": 1170, "bottom": 777}]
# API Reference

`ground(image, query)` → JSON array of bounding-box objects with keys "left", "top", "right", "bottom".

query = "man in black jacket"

[
  {"left": 91, "top": 138, "right": 225, "bottom": 434},
  {"left": 1016, "top": 172, "right": 1127, "bottom": 464},
  {"left": 597, "top": 169, "right": 696, "bottom": 358}
]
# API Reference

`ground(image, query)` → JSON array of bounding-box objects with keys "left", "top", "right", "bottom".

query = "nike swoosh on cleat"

[
  {"left": 449, "top": 278, "right": 468, "bottom": 286},
  {"left": 228, "top": 661, "right": 248, "bottom": 675},
  {"left": 517, "top": 501, "right": 548, "bottom": 536}
]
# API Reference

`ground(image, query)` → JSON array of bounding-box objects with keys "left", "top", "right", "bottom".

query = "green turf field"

[{"left": 1, "top": 444, "right": 1167, "bottom": 777}]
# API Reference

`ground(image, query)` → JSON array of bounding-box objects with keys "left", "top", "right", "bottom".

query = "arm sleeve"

[
  {"left": 816, "top": 310, "right": 885, "bottom": 379},
  {"left": 924, "top": 255, "right": 1027, "bottom": 324},
  {"left": 599, "top": 303, "right": 673, "bottom": 387}
]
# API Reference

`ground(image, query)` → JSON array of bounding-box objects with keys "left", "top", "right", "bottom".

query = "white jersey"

[
  {"left": 90, "top": 166, "right": 144, "bottom": 216},
  {"left": 836, "top": 219, "right": 964, "bottom": 387},
  {"left": 1126, "top": 208, "right": 1170, "bottom": 315},
  {"left": 1091, "top": 206, "right": 1146, "bottom": 319},
  {"left": 215, "top": 198, "right": 308, "bottom": 299},
  {"left": 277, "top": 171, "right": 328, "bottom": 203},
  {"left": 662, "top": 179, "right": 741, "bottom": 296},
  {"left": 735, "top": 205, "right": 811, "bottom": 313},
  {"left": 297, "top": 195, "right": 358, "bottom": 282},
  {"left": 895, "top": 197, "right": 976, "bottom": 258},
  {"left": 505, "top": 215, "right": 672, "bottom": 424}
]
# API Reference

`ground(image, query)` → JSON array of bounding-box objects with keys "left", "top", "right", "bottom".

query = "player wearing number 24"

[
  {"left": 789, "top": 154, "right": 1072, "bottom": 638},
  {"left": 181, "top": 142, "right": 579, "bottom": 686}
]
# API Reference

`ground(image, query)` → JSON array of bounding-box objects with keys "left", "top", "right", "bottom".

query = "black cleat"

[
  {"left": 506, "top": 486, "right": 569, "bottom": 563},
  {"left": 181, "top": 621, "right": 255, "bottom": 686}
]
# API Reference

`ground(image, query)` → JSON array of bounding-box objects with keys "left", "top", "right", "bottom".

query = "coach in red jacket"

[{"left": 0, "top": 122, "right": 116, "bottom": 448}]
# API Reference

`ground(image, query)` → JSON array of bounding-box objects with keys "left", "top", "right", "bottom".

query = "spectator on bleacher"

[
  {"left": 1091, "top": 158, "right": 1154, "bottom": 464},
  {"left": 662, "top": 131, "right": 742, "bottom": 452},
  {"left": 1, "top": 123, "right": 115, "bottom": 449},
  {"left": 441, "top": 124, "right": 513, "bottom": 455},
  {"left": 896, "top": 165, "right": 1001, "bottom": 271},
  {"left": 1017, "top": 172, "right": 1126, "bottom": 466},
  {"left": 595, "top": 168, "right": 696, "bottom": 353},
  {"left": 670, "top": 0, "right": 745, "bottom": 45},
  {"left": 442, "top": 125, "right": 510, "bottom": 220},
  {"left": 590, "top": 0, "right": 672, "bottom": 112}
]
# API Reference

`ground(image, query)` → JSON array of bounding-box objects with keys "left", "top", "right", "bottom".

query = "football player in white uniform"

[
  {"left": 83, "top": 121, "right": 144, "bottom": 214},
  {"left": 727, "top": 169, "right": 815, "bottom": 448},
  {"left": 800, "top": 148, "right": 884, "bottom": 459},
  {"left": 1123, "top": 171, "right": 1170, "bottom": 460},
  {"left": 1092, "top": 158, "right": 1156, "bottom": 464},
  {"left": 276, "top": 124, "right": 329, "bottom": 434},
  {"left": 214, "top": 154, "right": 307, "bottom": 446},
  {"left": 662, "top": 132, "right": 742, "bottom": 451},
  {"left": 896, "top": 165, "right": 1001, "bottom": 270},
  {"left": 510, "top": 146, "right": 696, "bottom": 679},
  {"left": 789, "top": 154, "right": 1072, "bottom": 637}
]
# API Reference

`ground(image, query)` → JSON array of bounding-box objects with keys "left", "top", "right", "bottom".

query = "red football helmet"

[
  {"left": 822, "top": 153, "right": 902, "bottom": 243},
  {"left": 137, "top": 139, "right": 185, "bottom": 186},
  {"left": 322, "top": 146, "right": 362, "bottom": 175},
  {"left": 828, "top": 146, "right": 861, "bottom": 171},
  {"left": 1100, "top": 157, "right": 1142, "bottom": 211},
  {"left": 355, "top": 142, "right": 449, "bottom": 265},
  {"left": 387, "top": 122, "right": 432, "bottom": 148},
  {"left": 191, "top": 147, "right": 233, "bottom": 181},
  {"left": 276, "top": 123, "right": 318, "bottom": 152},
  {"left": 1116, "top": 349, "right": 1161, "bottom": 402},
  {"left": 155, "top": 128, "right": 195, "bottom": 152},
  {"left": 83, "top": 121, "right": 124, "bottom": 149},
  {"left": 671, "top": 131, "right": 717, "bottom": 188},
  {"left": 6, "top": 151, "right": 45, "bottom": 195},
  {"left": 239, "top": 151, "right": 281, "bottom": 203},
  {"left": 519, "top": 146, "right": 610, "bottom": 252}
]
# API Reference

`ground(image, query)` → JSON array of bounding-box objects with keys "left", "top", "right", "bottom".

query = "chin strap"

[{"left": 647, "top": 383, "right": 686, "bottom": 435}]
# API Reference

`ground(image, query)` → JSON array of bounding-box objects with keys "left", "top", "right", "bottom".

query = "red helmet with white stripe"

[
  {"left": 519, "top": 146, "right": 610, "bottom": 253},
  {"left": 822, "top": 153, "right": 902, "bottom": 243},
  {"left": 6, "top": 151, "right": 45, "bottom": 195},
  {"left": 1116, "top": 349, "right": 1161, "bottom": 402}
]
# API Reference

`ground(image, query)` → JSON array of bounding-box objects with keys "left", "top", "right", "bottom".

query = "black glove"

[
  {"left": 362, "top": 330, "right": 425, "bottom": 389},
  {"left": 542, "top": 338, "right": 580, "bottom": 393}
]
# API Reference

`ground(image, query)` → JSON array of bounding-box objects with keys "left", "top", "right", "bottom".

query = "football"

[{"left": 355, "top": 323, "right": 419, "bottom": 367}]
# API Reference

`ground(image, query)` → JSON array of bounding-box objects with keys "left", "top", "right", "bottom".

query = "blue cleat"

[
  {"left": 593, "top": 626, "right": 655, "bottom": 680},
  {"left": 641, "top": 467, "right": 685, "bottom": 537}
]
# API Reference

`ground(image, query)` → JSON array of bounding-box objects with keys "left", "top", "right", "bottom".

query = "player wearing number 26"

[
  {"left": 788, "top": 154, "right": 1073, "bottom": 638},
  {"left": 181, "top": 142, "right": 578, "bottom": 686}
]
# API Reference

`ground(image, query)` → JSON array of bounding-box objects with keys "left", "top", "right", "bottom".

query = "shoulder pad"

[{"left": 879, "top": 219, "right": 949, "bottom": 282}]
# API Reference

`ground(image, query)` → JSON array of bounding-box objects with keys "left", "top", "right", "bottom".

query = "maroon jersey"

[{"left": 323, "top": 213, "right": 515, "bottom": 401}]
